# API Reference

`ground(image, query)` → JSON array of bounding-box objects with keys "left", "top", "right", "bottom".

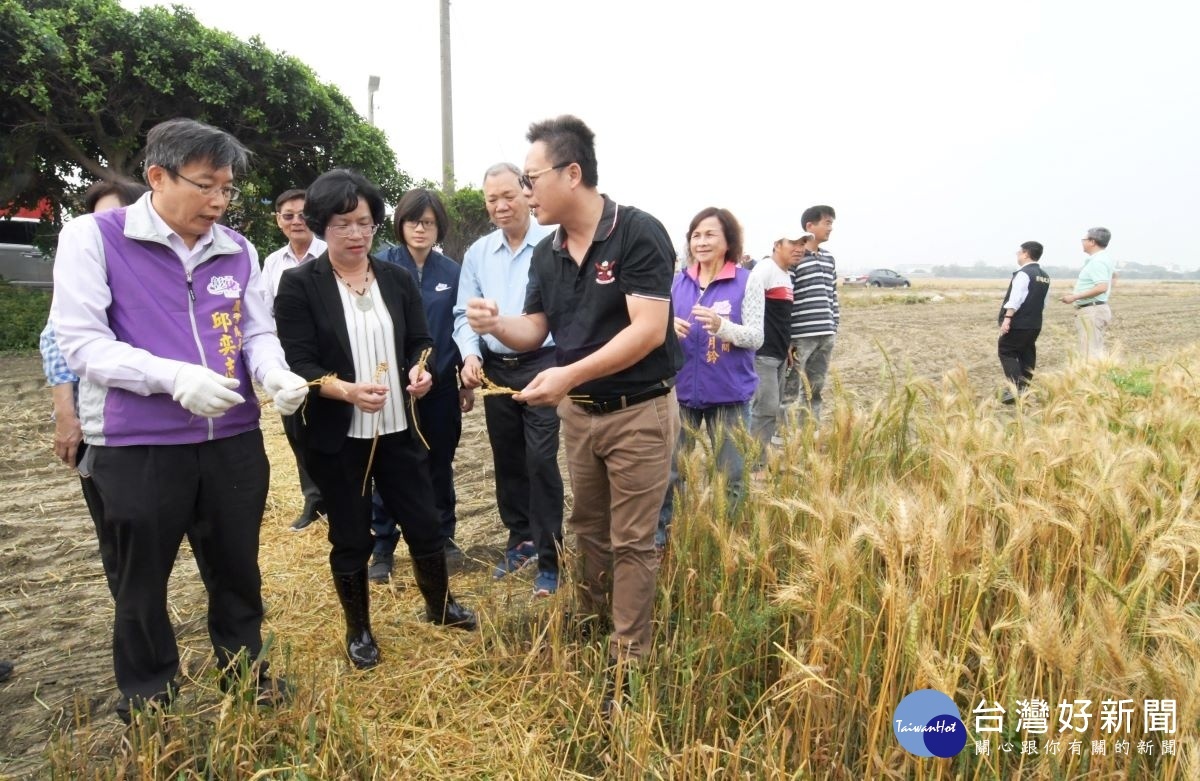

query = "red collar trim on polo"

[{"left": 685, "top": 260, "right": 738, "bottom": 284}]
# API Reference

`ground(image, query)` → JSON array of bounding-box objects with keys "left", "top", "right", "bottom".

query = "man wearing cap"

[
  {"left": 1060, "top": 227, "right": 1115, "bottom": 360},
  {"left": 748, "top": 232, "right": 809, "bottom": 453}
]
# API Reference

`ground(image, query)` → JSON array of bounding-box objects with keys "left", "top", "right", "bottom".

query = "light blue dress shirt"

[{"left": 453, "top": 222, "right": 554, "bottom": 358}]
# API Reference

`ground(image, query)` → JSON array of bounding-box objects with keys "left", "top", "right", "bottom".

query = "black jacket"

[{"left": 274, "top": 253, "right": 434, "bottom": 454}]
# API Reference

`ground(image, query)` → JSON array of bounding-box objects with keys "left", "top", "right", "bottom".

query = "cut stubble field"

[{"left": 0, "top": 279, "right": 1196, "bottom": 778}]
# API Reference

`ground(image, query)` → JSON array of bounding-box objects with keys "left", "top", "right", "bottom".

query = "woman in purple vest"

[
  {"left": 658, "top": 207, "right": 764, "bottom": 547},
  {"left": 274, "top": 169, "right": 476, "bottom": 671}
]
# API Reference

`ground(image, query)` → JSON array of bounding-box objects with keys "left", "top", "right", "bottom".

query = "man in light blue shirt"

[
  {"left": 1060, "top": 226, "right": 1116, "bottom": 360},
  {"left": 453, "top": 163, "right": 565, "bottom": 597}
]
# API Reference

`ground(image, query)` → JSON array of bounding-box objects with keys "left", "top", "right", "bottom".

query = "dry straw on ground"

[{"left": 38, "top": 348, "right": 1200, "bottom": 779}]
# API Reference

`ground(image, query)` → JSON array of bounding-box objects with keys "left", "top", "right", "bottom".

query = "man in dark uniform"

[{"left": 998, "top": 241, "right": 1050, "bottom": 402}]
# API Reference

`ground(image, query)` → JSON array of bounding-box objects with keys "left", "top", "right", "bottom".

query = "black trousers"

[
  {"left": 281, "top": 412, "right": 323, "bottom": 506},
  {"left": 998, "top": 327, "right": 1040, "bottom": 389},
  {"left": 89, "top": 429, "right": 269, "bottom": 703},
  {"left": 307, "top": 430, "right": 443, "bottom": 574},
  {"left": 77, "top": 442, "right": 118, "bottom": 600},
  {"left": 371, "top": 386, "right": 462, "bottom": 552},
  {"left": 482, "top": 352, "right": 564, "bottom": 574}
]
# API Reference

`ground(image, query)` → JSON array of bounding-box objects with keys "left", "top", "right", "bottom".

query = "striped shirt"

[{"left": 790, "top": 249, "right": 840, "bottom": 338}]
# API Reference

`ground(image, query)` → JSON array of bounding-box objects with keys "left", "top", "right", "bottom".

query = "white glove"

[
  {"left": 263, "top": 367, "right": 309, "bottom": 416},
  {"left": 172, "top": 364, "right": 245, "bottom": 418}
]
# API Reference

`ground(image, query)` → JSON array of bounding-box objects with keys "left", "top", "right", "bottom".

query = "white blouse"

[{"left": 336, "top": 280, "right": 408, "bottom": 438}]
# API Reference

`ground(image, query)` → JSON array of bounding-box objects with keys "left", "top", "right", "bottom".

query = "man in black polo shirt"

[
  {"left": 998, "top": 241, "right": 1050, "bottom": 403},
  {"left": 466, "top": 115, "right": 681, "bottom": 713}
]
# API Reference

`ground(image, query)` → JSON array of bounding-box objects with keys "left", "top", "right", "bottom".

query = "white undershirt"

[{"left": 336, "top": 280, "right": 407, "bottom": 438}]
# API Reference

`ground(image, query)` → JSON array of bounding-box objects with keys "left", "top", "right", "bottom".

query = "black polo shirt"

[{"left": 524, "top": 195, "right": 682, "bottom": 397}]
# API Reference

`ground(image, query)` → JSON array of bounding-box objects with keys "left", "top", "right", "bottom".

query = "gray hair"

[
  {"left": 483, "top": 162, "right": 522, "bottom": 181},
  {"left": 1086, "top": 227, "right": 1111, "bottom": 248},
  {"left": 143, "top": 118, "right": 251, "bottom": 176}
]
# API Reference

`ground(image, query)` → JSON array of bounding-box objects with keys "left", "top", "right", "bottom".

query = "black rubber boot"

[
  {"left": 411, "top": 553, "right": 477, "bottom": 631},
  {"left": 331, "top": 569, "right": 380, "bottom": 669}
]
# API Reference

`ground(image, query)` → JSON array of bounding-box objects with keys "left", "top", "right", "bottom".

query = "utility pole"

[
  {"left": 439, "top": 0, "right": 455, "bottom": 193},
  {"left": 367, "top": 75, "right": 380, "bottom": 127}
]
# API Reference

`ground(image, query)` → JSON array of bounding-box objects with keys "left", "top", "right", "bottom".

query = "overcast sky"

[{"left": 124, "top": 0, "right": 1200, "bottom": 270}]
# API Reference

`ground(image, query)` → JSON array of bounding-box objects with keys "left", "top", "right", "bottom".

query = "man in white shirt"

[
  {"left": 263, "top": 189, "right": 328, "bottom": 530},
  {"left": 262, "top": 189, "right": 327, "bottom": 304}
]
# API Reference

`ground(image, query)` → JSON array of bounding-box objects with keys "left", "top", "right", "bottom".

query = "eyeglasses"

[
  {"left": 518, "top": 162, "right": 570, "bottom": 191},
  {"left": 277, "top": 212, "right": 305, "bottom": 222},
  {"left": 407, "top": 219, "right": 437, "bottom": 231},
  {"left": 168, "top": 169, "right": 241, "bottom": 203},
  {"left": 327, "top": 223, "right": 380, "bottom": 238}
]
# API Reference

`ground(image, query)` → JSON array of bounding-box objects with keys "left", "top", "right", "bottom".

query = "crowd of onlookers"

[{"left": 2, "top": 112, "right": 1116, "bottom": 726}]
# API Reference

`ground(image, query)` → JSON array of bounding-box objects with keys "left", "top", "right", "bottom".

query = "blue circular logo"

[{"left": 893, "top": 689, "right": 968, "bottom": 758}]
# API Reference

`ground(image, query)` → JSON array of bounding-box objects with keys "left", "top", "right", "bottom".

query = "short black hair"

[
  {"left": 302, "top": 169, "right": 386, "bottom": 238},
  {"left": 526, "top": 115, "right": 598, "bottom": 188},
  {"left": 393, "top": 188, "right": 450, "bottom": 245},
  {"left": 1021, "top": 241, "right": 1044, "bottom": 261},
  {"left": 801, "top": 205, "right": 836, "bottom": 232},
  {"left": 82, "top": 177, "right": 148, "bottom": 213},
  {"left": 274, "top": 188, "right": 307, "bottom": 210}
]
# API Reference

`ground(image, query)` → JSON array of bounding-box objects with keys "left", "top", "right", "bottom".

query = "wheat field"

[{"left": 2, "top": 282, "right": 1197, "bottom": 779}]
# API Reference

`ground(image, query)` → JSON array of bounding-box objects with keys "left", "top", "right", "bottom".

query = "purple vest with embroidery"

[
  {"left": 671, "top": 265, "right": 758, "bottom": 407},
  {"left": 93, "top": 210, "right": 260, "bottom": 445}
]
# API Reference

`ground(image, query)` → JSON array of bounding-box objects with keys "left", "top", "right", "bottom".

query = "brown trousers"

[{"left": 558, "top": 389, "right": 679, "bottom": 661}]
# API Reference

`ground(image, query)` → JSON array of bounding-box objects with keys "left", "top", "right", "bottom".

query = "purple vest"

[
  {"left": 93, "top": 210, "right": 260, "bottom": 445},
  {"left": 672, "top": 262, "right": 758, "bottom": 407}
]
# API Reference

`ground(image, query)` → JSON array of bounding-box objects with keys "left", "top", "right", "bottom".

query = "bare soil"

[{"left": 1, "top": 279, "right": 1196, "bottom": 776}]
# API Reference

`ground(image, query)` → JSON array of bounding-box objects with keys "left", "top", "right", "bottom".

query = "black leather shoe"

[
  {"left": 289, "top": 498, "right": 325, "bottom": 532},
  {"left": 220, "top": 670, "right": 294, "bottom": 706},
  {"left": 0, "top": 660, "right": 12, "bottom": 683},
  {"left": 367, "top": 552, "right": 394, "bottom": 583},
  {"left": 115, "top": 684, "right": 178, "bottom": 724},
  {"left": 563, "top": 612, "right": 611, "bottom": 644}
]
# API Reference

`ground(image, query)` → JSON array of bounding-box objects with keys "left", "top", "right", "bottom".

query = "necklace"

[{"left": 333, "top": 265, "right": 375, "bottom": 311}]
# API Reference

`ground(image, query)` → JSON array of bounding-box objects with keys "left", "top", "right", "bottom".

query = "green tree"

[
  {"left": 0, "top": 0, "right": 411, "bottom": 255},
  {"left": 439, "top": 186, "right": 492, "bottom": 261}
]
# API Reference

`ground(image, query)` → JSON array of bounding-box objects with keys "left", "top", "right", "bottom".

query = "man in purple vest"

[{"left": 52, "top": 119, "right": 308, "bottom": 722}]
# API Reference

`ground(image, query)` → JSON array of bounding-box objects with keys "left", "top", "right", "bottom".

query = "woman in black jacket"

[{"left": 275, "top": 169, "right": 475, "bottom": 670}]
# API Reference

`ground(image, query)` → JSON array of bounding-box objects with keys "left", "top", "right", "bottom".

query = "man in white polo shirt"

[{"left": 263, "top": 188, "right": 328, "bottom": 530}]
